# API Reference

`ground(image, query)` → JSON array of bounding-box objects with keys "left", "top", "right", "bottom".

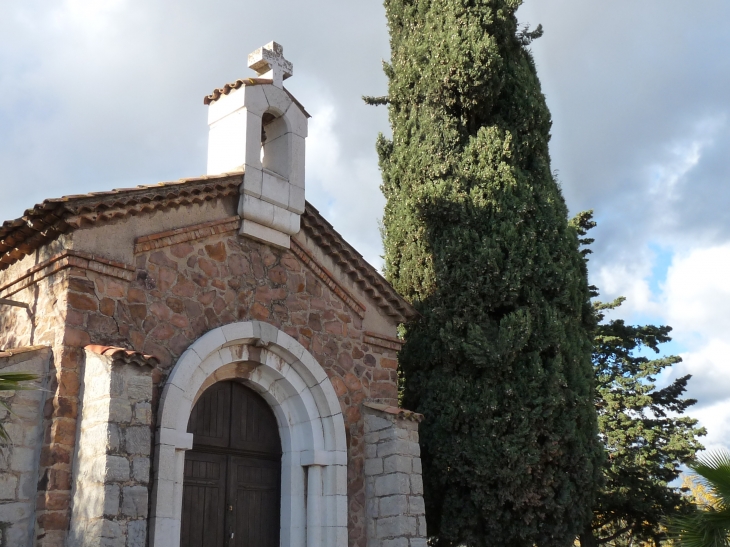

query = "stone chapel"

[{"left": 0, "top": 42, "right": 427, "bottom": 547}]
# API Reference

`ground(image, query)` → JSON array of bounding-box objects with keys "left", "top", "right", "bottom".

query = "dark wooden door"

[{"left": 181, "top": 381, "right": 282, "bottom": 547}]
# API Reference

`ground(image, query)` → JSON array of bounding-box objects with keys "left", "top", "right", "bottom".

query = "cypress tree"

[{"left": 368, "top": 1, "right": 602, "bottom": 545}]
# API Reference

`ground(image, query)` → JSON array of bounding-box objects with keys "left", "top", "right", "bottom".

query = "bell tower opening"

[{"left": 260, "top": 110, "right": 291, "bottom": 181}]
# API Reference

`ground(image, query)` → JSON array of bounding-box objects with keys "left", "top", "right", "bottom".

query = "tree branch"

[{"left": 596, "top": 524, "right": 633, "bottom": 544}]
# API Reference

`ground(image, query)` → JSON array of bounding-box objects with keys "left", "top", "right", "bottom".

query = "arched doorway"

[
  {"left": 150, "top": 321, "right": 348, "bottom": 547},
  {"left": 180, "top": 380, "right": 282, "bottom": 547}
]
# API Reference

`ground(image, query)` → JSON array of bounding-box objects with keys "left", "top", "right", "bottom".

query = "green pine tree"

[
  {"left": 367, "top": 2, "right": 602, "bottom": 545},
  {"left": 582, "top": 296, "right": 705, "bottom": 546},
  {"left": 570, "top": 211, "right": 706, "bottom": 546}
]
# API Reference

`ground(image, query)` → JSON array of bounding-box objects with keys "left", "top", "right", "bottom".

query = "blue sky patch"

[{"left": 648, "top": 242, "right": 674, "bottom": 298}]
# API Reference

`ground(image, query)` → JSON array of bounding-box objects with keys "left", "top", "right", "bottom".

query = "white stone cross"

[{"left": 248, "top": 41, "right": 293, "bottom": 89}]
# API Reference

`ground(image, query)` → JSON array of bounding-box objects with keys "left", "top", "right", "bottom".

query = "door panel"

[
  {"left": 187, "top": 381, "right": 231, "bottom": 448},
  {"left": 180, "top": 451, "right": 227, "bottom": 547},
  {"left": 230, "top": 456, "right": 280, "bottom": 547},
  {"left": 181, "top": 381, "right": 282, "bottom": 547},
  {"left": 230, "top": 383, "right": 281, "bottom": 455}
]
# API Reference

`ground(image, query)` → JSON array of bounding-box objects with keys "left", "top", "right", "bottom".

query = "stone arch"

[
  {"left": 149, "top": 321, "right": 348, "bottom": 547},
  {"left": 252, "top": 83, "right": 308, "bottom": 189}
]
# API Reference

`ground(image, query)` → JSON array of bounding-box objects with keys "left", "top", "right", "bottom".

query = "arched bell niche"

[{"left": 261, "top": 109, "right": 291, "bottom": 181}]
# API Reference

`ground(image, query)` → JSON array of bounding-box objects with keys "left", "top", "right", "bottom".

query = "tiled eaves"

[
  {"left": 0, "top": 175, "right": 241, "bottom": 271},
  {"left": 204, "top": 77, "right": 273, "bottom": 104},
  {"left": 301, "top": 203, "right": 418, "bottom": 324},
  {"left": 62, "top": 176, "right": 241, "bottom": 229},
  {"left": 85, "top": 345, "right": 159, "bottom": 368},
  {"left": 363, "top": 331, "right": 404, "bottom": 352},
  {"left": 203, "top": 78, "right": 311, "bottom": 118},
  {"left": 290, "top": 237, "right": 367, "bottom": 319},
  {"left": 363, "top": 401, "right": 424, "bottom": 423}
]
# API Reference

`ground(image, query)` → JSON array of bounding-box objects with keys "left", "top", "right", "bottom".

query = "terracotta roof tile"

[
  {"left": 204, "top": 77, "right": 273, "bottom": 105},
  {"left": 85, "top": 345, "right": 159, "bottom": 367},
  {"left": 0, "top": 174, "right": 241, "bottom": 270},
  {"left": 363, "top": 402, "right": 424, "bottom": 422},
  {"left": 203, "top": 79, "right": 311, "bottom": 117}
]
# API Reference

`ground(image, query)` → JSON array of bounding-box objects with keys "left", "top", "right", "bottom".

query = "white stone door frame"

[{"left": 149, "top": 321, "right": 348, "bottom": 547}]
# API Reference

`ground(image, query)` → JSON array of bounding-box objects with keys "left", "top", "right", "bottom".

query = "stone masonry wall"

[
  {"left": 363, "top": 404, "right": 426, "bottom": 547},
  {"left": 39, "top": 226, "right": 400, "bottom": 547},
  {"left": 0, "top": 347, "right": 52, "bottom": 547},
  {"left": 0, "top": 243, "right": 93, "bottom": 547},
  {"left": 67, "top": 349, "right": 154, "bottom": 547},
  {"left": 0, "top": 237, "right": 70, "bottom": 352}
]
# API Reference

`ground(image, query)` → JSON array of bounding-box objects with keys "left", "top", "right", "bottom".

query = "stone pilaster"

[
  {"left": 363, "top": 403, "right": 427, "bottom": 547},
  {"left": 67, "top": 348, "right": 156, "bottom": 547}
]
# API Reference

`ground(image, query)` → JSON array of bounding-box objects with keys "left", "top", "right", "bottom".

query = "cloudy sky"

[{"left": 1, "top": 0, "right": 728, "bottom": 453}]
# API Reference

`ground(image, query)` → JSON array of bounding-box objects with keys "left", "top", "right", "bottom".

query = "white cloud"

[
  {"left": 687, "top": 399, "right": 730, "bottom": 454},
  {"left": 673, "top": 340, "right": 730, "bottom": 409},
  {"left": 48, "top": 0, "right": 129, "bottom": 36},
  {"left": 592, "top": 257, "right": 657, "bottom": 318},
  {"left": 593, "top": 242, "right": 730, "bottom": 451},
  {"left": 646, "top": 140, "right": 702, "bottom": 197},
  {"left": 306, "top": 96, "right": 386, "bottom": 269},
  {"left": 663, "top": 244, "right": 730, "bottom": 340},
  {"left": 643, "top": 244, "right": 730, "bottom": 451},
  {"left": 661, "top": 245, "right": 730, "bottom": 451}
]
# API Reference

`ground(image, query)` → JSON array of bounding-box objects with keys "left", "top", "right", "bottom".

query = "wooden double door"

[{"left": 181, "top": 381, "right": 282, "bottom": 547}]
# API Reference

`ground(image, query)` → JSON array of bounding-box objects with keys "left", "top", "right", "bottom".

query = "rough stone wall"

[
  {"left": 67, "top": 350, "right": 153, "bottom": 547},
  {"left": 1, "top": 264, "right": 132, "bottom": 545},
  {"left": 0, "top": 347, "right": 52, "bottom": 547},
  {"left": 52, "top": 228, "right": 400, "bottom": 547},
  {"left": 0, "top": 242, "right": 89, "bottom": 547},
  {"left": 0, "top": 237, "right": 70, "bottom": 351},
  {"left": 363, "top": 405, "right": 426, "bottom": 547}
]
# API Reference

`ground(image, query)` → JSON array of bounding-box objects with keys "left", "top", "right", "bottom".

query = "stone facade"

[
  {"left": 0, "top": 41, "right": 424, "bottom": 547},
  {"left": 363, "top": 404, "right": 427, "bottom": 547},
  {"left": 0, "top": 194, "right": 421, "bottom": 546},
  {"left": 0, "top": 346, "right": 52, "bottom": 547},
  {"left": 0, "top": 247, "right": 145, "bottom": 547}
]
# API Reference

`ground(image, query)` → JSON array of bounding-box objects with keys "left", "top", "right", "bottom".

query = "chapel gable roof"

[
  {"left": 0, "top": 174, "right": 416, "bottom": 323},
  {"left": 0, "top": 175, "right": 240, "bottom": 269}
]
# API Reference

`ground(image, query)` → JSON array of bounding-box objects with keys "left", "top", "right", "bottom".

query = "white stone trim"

[{"left": 149, "top": 321, "right": 347, "bottom": 547}]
